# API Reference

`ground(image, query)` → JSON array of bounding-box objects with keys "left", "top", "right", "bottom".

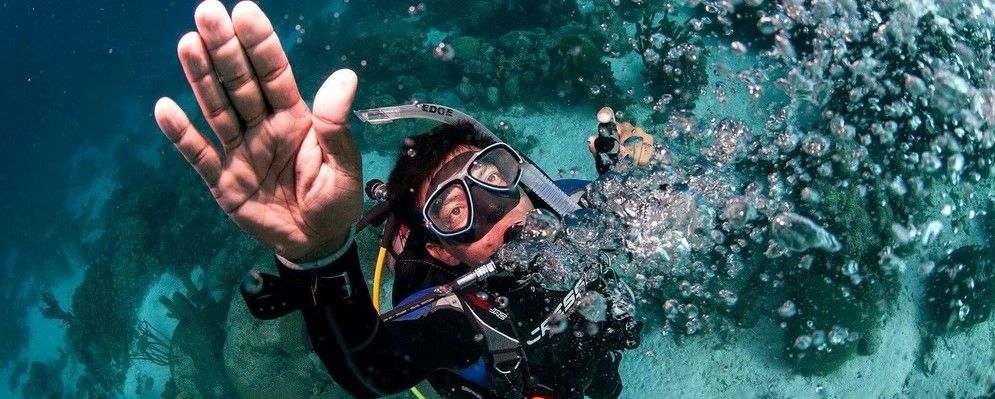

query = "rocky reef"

[
  {"left": 926, "top": 245, "right": 995, "bottom": 333},
  {"left": 61, "top": 144, "right": 266, "bottom": 397},
  {"left": 20, "top": 353, "right": 67, "bottom": 399},
  {"left": 714, "top": 0, "right": 993, "bottom": 376},
  {"left": 269, "top": 0, "right": 723, "bottom": 158}
]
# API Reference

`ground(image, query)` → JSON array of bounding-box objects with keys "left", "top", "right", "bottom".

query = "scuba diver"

[{"left": 153, "top": 1, "right": 644, "bottom": 398}]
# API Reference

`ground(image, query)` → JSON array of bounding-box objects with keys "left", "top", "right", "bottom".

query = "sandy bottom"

[{"left": 617, "top": 269, "right": 994, "bottom": 399}]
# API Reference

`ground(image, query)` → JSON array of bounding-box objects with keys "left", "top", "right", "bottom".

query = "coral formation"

[
  {"left": 633, "top": 10, "right": 709, "bottom": 124},
  {"left": 64, "top": 144, "right": 267, "bottom": 397},
  {"left": 758, "top": 3, "right": 995, "bottom": 195},
  {"left": 289, "top": 0, "right": 631, "bottom": 153},
  {"left": 168, "top": 308, "right": 237, "bottom": 399},
  {"left": 20, "top": 355, "right": 67, "bottom": 399},
  {"left": 781, "top": 257, "right": 887, "bottom": 375},
  {"left": 725, "top": 0, "right": 993, "bottom": 376},
  {"left": 67, "top": 258, "right": 138, "bottom": 396},
  {"left": 926, "top": 245, "right": 995, "bottom": 333},
  {"left": 158, "top": 254, "right": 247, "bottom": 399},
  {"left": 548, "top": 24, "right": 632, "bottom": 109}
]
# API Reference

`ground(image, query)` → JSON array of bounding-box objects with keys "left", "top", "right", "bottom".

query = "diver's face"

[{"left": 418, "top": 146, "right": 535, "bottom": 266}]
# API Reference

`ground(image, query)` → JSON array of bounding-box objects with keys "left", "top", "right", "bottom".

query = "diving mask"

[{"left": 423, "top": 142, "right": 524, "bottom": 243}]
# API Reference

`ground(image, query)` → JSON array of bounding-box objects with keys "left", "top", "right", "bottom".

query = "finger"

[
  {"left": 195, "top": 0, "right": 268, "bottom": 127},
  {"left": 231, "top": 1, "right": 304, "bottom": 112},
  {"left": 177, "top": 32, "right": 244, "bottom": 151},
  {"left": 597, "top": 107, "right": 615, "bottom": 123},
  {"left": 312, "top": 69, "right": 359, "bottom": 158},
  {"left": 154, "top": 97, "right": 223, "bottom": 189}
]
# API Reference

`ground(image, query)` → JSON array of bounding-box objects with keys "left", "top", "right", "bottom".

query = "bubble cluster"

[
  {"left": 767, "top": 212, "right": 841, "bottom": 256},
  {"left": 497, "top": 0, "right": 995, "bottom": 357}
]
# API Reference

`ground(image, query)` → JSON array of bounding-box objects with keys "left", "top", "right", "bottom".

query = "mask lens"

[
  {"left": 469, "top": 146, "right": 521, "bottom": 189},
  {"left": 426, "top": 182, "right": 472, "bottom": 234}
]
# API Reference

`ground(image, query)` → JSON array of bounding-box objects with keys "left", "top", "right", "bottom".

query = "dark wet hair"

[{"left": 386, "top": 121, "right": 495, "bottom": 244}]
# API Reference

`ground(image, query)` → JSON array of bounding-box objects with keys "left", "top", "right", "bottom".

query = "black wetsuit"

[
  {"left": 269, "top": 241, "right": 641, "bottom": 399},
  {"left": 244, "top": 179, "right": 641, "bottom": 398}
]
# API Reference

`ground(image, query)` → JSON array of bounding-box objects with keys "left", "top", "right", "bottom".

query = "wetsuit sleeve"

[{"left": 276, "top": 243, "right": 480, "bottom": 398}]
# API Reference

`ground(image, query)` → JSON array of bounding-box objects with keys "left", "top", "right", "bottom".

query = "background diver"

[{"left": 154, "top": 1, "right": 645, "bottom": 398}]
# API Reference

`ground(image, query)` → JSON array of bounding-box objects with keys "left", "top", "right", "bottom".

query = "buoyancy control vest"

[{"left": 386, "top": 244, "right": 644, "bottom": 399}]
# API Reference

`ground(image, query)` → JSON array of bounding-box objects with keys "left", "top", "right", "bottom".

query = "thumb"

[{"left": 312, "top": 69, "right": 359, "bottom": 155}]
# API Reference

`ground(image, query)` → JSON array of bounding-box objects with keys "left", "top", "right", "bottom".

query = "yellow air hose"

[
  {"left": 371, "top": 246, "right": 428, "bottom": 399},
  {"left": 372, "top": 247, "right": 388, "bottom": 312}
]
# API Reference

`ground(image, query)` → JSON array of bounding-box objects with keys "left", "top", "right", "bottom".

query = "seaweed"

[{"left": 132, "top": 321, "right": 171, "bottom": 366}]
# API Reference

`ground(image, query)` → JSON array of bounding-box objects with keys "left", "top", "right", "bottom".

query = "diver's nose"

[{"left": 503, "top": 223, "right": 524, "bottom": 244}]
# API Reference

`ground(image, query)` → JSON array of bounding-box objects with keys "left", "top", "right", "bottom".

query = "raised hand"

[{"left": 154, "top": 0, "right": 363, "bottom": 262}]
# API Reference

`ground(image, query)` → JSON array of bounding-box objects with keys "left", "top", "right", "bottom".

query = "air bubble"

[
  {"left": 770, "top": 212, "right": 841, "bottom": 253},
  {"left": 730, "top": 41, "right": 747, "bottom": 54},
  {"left": 794, "top": 334, "right": 813, "bottom": 350},
  {"left": 778, "top": 300, "right": 797, "bottom": 318}
]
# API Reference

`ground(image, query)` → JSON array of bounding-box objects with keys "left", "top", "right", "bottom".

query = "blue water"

[{"left": 2, "top": 0, "right": 994, "bottom": 398}]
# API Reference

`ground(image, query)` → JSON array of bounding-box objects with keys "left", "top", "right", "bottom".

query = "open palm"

[{"left": 154, "top": 0, "right": 362, "bottom": 262}]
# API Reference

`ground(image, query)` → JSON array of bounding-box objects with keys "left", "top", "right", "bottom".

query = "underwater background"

[{"left": 1, "top": 0, "right": 994, "bottom": 398}]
